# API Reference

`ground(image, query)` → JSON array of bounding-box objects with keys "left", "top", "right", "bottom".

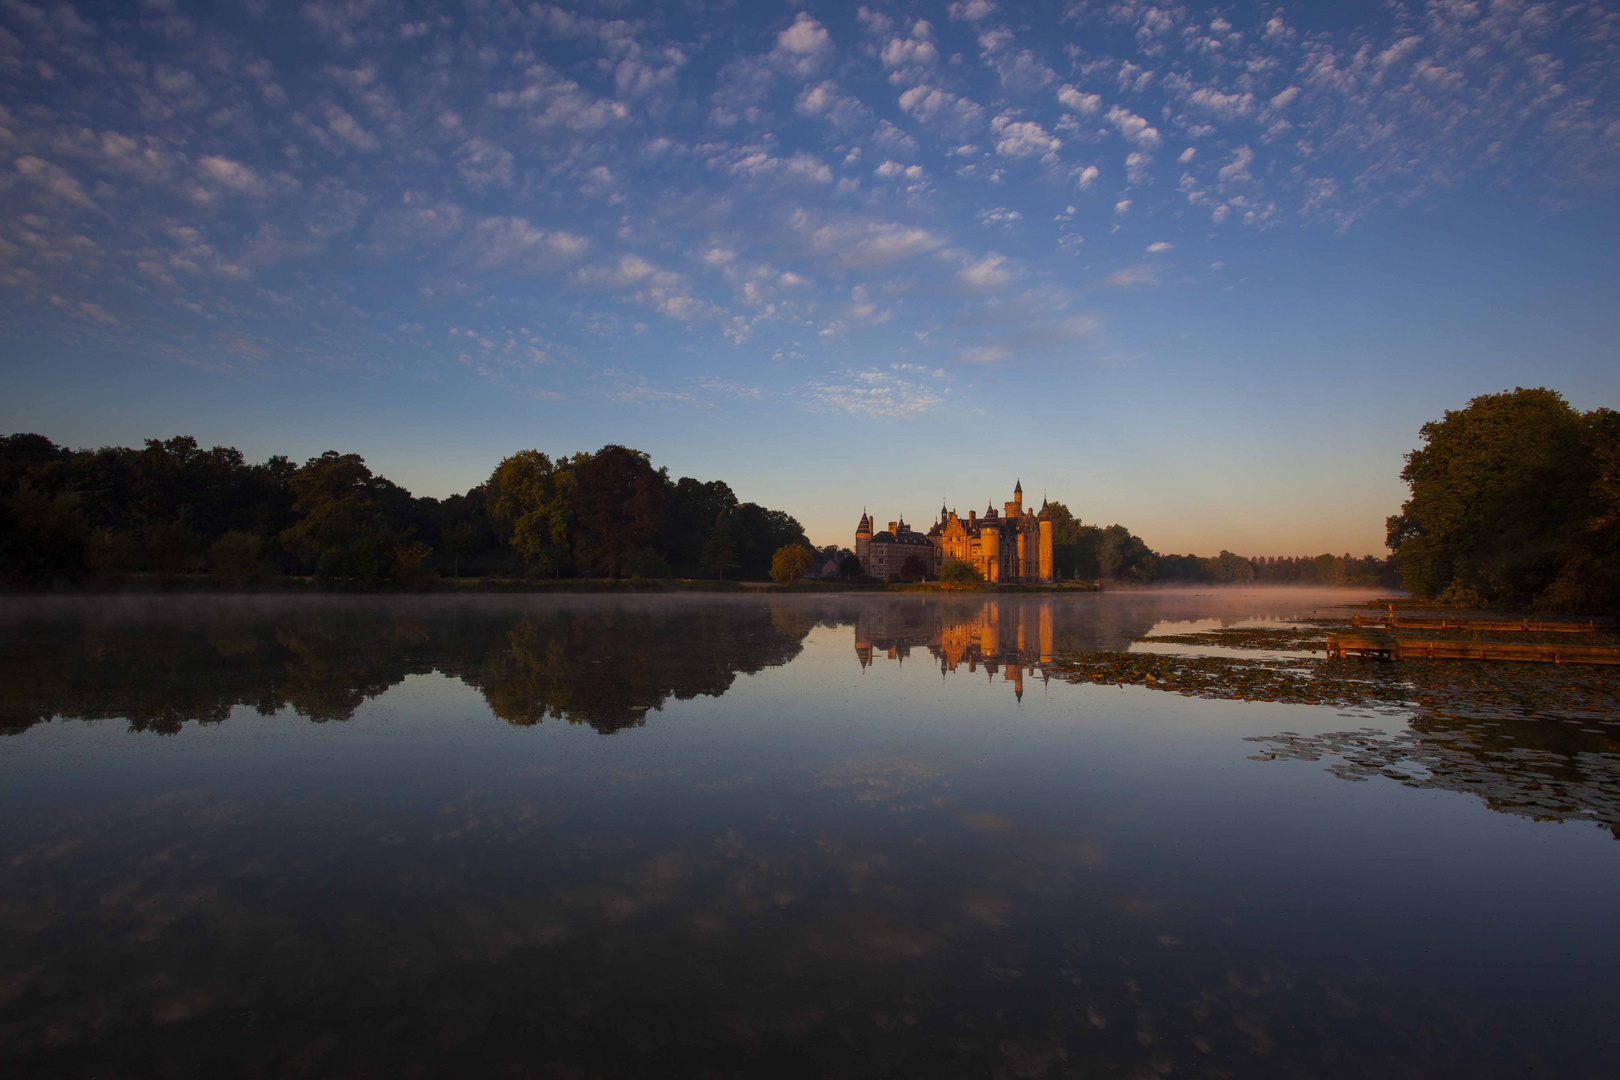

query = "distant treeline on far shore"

[{"left": 0, "top": 432, "right": 1395, "bottom": 590}]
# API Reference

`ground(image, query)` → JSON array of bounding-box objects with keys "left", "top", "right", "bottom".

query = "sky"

[{"left": 2, "top": 0, "right": 1618, "bottom": 554}]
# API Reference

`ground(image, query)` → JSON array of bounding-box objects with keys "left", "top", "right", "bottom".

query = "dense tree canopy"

[
  {"left": 3, "top": 430, "right": 1427, "bottom": 594},
  {"left": 1387, "top": 387, "right": 1618, "bottom": 611},
  {"left": 0, "top": 435, "right": 811, "bottom": 587}
]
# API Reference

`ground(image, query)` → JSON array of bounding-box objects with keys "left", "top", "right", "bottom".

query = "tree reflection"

[
  {"left": 0, "top": 598, "right": 812, "bottom": 737},
  {"left": 1248, "top": 706, "right": 1620, "bottom": 839}
]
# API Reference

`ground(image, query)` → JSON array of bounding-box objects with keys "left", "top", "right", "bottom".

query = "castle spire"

[{"left": 1014, "top": 479, "right": 1022, "bottom": 494}]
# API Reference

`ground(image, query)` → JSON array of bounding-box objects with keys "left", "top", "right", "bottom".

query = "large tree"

[
  {"left": 570, "top": 445, "right": 672, "bottom": 578},
  {"left": 485, "top": 450, "right": 579, "bottom": 576},
  {"left": 667, "top": 477, "right": 738, "bottom": 577},
  {"left": 1097, "top": 524, "right": 1157, "bottom": 583},
  {"left": 279, "top": 452, "right": 415, "bottom": 583},
  {"left": 1387, "top": 388, "right": 1608, "bottom": 605}
]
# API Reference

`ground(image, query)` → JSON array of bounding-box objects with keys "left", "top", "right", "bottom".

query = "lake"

[{"left": 2, "top": 591, "right": 1617, "bottom": 1077}]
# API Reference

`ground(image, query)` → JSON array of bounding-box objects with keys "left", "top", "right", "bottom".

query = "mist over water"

[{"left": 2, "top": 592, "right": 1616, "bottom": 1076}]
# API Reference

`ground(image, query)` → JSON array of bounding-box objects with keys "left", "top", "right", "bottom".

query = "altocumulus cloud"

[{"left": 0, "top": 0, "right": 1613, "bottom": 412}]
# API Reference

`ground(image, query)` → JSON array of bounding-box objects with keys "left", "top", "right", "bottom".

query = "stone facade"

[
  {"left": 856, "top": 481, "right": 1056, "bottom": 583},
  {"left": 855, "top": 513, "right": 939, "bottom": 580}
]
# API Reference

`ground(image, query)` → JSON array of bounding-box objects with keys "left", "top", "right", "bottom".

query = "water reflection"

[
  {"left": 856, "top": 599, "right": 1070, "bottom": 700},
  {"left": 0, "top": 597, "right": 814, "bottom": 736},
  {"left": 1, "top": 592, "right": 1308, "bottom": 735},
  {"left": 1, "top": 593, "right": 1617, "bottom": 1075},
  {"left": 1249, "top": 711, "right": 1620, "bottom": 838}
]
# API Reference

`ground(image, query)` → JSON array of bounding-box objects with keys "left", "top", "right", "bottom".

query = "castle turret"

[
  {"left": 855, "top": 510, "right": 872, "bottom": 572},
  {"left": 1014, "top": 479, "right": 1023, "bottom": 515},
  {"left": 981, "top": 527, "right": 1000, "bottom": 582}
]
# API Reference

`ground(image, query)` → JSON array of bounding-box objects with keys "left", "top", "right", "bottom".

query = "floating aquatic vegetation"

[
  {"left": 1131, "top": 626, "right": 1331, "bottom": 652},
  {"left": 1053, "top": 651, "right": 1392, "bottom": 708},
  {"left": 1071, "top": 620, "right": 1620, "bottom": 837},
  {"left": 1245, "top": 724, "right": 1620, "bottom": 836}
]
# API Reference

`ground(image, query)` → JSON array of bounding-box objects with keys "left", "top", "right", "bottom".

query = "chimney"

[
  {"left": 968, "top": 510, "right": 976, "bottom": 526},
  {"left": 888, "top": 521, "right": 897, "bottom": 534}
]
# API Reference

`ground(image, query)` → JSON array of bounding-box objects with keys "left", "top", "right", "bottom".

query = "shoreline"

[{"left": 0, "top": 576, "right": 1405, "bottom": 597}]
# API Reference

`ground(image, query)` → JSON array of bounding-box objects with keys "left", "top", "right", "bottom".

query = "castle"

[{"left": 856, "top": 481, "right": 1056, "bottom": 583}]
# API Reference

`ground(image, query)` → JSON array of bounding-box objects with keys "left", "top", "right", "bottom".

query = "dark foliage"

[
  {"left": 1, "top": 434, "right": 811, "bottom": 587},
  {"left": 1386, "top": 388, "right": 1619, "bottom": 612}
]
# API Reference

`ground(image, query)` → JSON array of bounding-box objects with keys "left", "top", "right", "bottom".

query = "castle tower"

[
  {"left": 855, "top": 511, "right": 872, "bottom": 572},
  {"left": 1037, "top": 498, "right": 1054, "bottom": 582},
  {"left": 1013, "top": 479, "right": 1023, "bottom": 515},
  {"left": 982, "top": 527, "right": 1000, "bottom": 583}
]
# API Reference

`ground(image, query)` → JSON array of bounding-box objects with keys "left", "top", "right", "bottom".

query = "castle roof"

[
  {"left": 1014, "top": 479, "right": 1022, "bottom": 494},
  {"left": 869, "top": 529, "right": 933, "bottom": 547}
]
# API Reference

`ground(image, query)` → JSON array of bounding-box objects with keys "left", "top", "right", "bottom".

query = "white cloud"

[
  {"left": 1104, "top": 265, "right": 1158, "bottom": 287},
  {"left": 1105, "top": 105, "right": 1161, "bottom": 149},
  {"left": 773, "top": 12, "right": 832, "bottom": 75},
  {"left": 948, "top": 0, "right": 996, "bottom": 21},
  {"left": 897, "top": 85, "right": 985, "bottom": 130},
  {"left": 1114, "top": 199, "right": 1132, "bottom": 214},
  {"left": 872, "top": 119, "right": 920, "bottom": 155},
  {"left": 14, "top": 157, "right": 97, "bottom": 210},
  {"left": 801, "top": 215, "right": 946, "bottom": 266},
  {"left": 958, "top": 252, "right": 1011, "bottom": 287},
  {"left": 490, "top": 63, "right": 630, "bottom": 131},
  {"left": 197, "top": 156, "right": 274, "bottom": 198},
  {"left": 990, "top": 114, "right": 1060, "bottom": 159},
  {"left": 981, "top": 37, "right": 1057, "bottom": 94},
  {"left": 1185, "top": 87, "right": 1255, "bottom": 120},
  {"left": 961, "top": 344, "right": 1012, "bottom": 362},
  {"left": 977, "top": 207, "right": 1021, "bottom": 226},
  {"left": 1217, "top": 145, "right": 1254, "bottom": 187},
  {"left": 882, "top": 25, "right": 938, "bottom": 69},
  {"left": 809, "top": 367, "right": 945, "bottom": 418},
  {"left": 1072, "top": 164, "right": 1100, "bottom": 189},
  {"left": 796, "top": 81, "right": 869, "bottom": 128},
  {"left": 856, "top": 7, "right": 893, "bottom": 35},
  {"left": 324, "top": 104, "right": 379, "bottom": 151},
  {"left": 874, "top": 160, "right": 924, "bottom": 180},
  {"left": 1146, "top": 241, "right": 1172, "bottom": 253},
  {"left": 720, "top": 146, "right": 834, "bottom": 184},
  {"left": 78, "top": 301, "right": 117, "bottom": 324},
  {"left": 1057, "top": 86, "right": 1101, "bottom": 114},
  {"left": 1178, "top": 147, "right": 1196, "bottom": 164},
  {"left": 470, "top": 217, "right": 590, "bottom": 270},
  {"left": 455, "top": 139, "right": 515, "bottom": 189}
]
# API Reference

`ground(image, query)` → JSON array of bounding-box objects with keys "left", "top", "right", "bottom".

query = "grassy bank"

[{"left": 1, "top": 575, "right": 1109, "bottom": 595}]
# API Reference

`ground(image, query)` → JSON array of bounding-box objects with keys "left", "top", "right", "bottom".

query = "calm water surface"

[{"left": 1, "top": 592, "right": 1616, "bottom": 1078}]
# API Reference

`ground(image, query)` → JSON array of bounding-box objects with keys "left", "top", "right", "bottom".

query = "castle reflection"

[{"left": 854, "top": 599, "right": 1066, "bottom": 701}]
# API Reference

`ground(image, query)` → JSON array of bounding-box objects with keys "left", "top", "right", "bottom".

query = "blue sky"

[{"left": 2, "top": 0, "right": 1617, "bottom": 553}]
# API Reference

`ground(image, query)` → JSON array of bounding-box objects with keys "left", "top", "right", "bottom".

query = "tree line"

[
  {"left": 1385, "top": 387, "right": 1618, "bottom": 613},
  {"left": 1026, "top": 502, "right": 1394, "bottom": 588},
  {"left": 0, "top": 435, "right": 811, "bottom": 587}
]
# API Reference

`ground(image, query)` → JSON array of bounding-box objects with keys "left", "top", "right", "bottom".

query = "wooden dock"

[
  {"left": 1328, "top": 634, "right": 1620, "bottom": 665},
  {"left": 1350, "top": 614, "right": 1611, "bottom": 633}
]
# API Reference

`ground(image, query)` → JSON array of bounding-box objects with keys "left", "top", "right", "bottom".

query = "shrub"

[
  {"left": 210, "top": 531, "right": 273, "bottom": 582},
  {"left": 770, "top": 543, "right": 813, "bottom": 582},
  {"left": 937, "top": 559, "right": 985, "bottom": 590}
]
